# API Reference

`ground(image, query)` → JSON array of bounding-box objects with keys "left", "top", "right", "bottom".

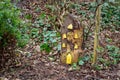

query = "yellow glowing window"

[
  {"left": 62, "top": 43, "right": 66, "bottom": 48},
  {"left": 74, "top": 33, "right": 78, "bottom": 38},
  {"left": 62, "top": 34, "right": 67, "bottom": 39},
  {"left": 74, "top": 44, "right": 78, "bottom": 49},
  {"left": 67, "top": 24, "right": 73, "bottom": 29}
]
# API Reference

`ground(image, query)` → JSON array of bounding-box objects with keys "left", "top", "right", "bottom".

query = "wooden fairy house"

[{"left": 60, "top": 14, "right": 83, "bottom": 64}]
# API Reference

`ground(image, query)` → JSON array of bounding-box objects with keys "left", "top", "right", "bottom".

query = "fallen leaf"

[
  {"left": 35, "top": 45, "right": 40, "bottom": 52},
  {"left": 117, "top": 70, "right": 120, "bottom": 77}
]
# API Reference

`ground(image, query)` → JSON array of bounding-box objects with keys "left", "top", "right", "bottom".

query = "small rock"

[
  {"left": 15, "top": 79, "right": 21, "bottom": 80},
  {"left": 45, "top": 63, "right": 50, "bottom": 66},
  {"left": 4, "top": 78, "right": 8, "bottom": 80},
  {"left": 68, "top": 67, "right": 73, "bottom": 71},
  {"left": 33, "top": 60, "right": 39, "bottom": 64},
  {"left": 117, "top": 70, "right": 120, "bottom": 77},
  {"left": 35, "top": 45, "right": 40, "bottom": 52},
  {"left": 48, "top": 57, "right": 55, "bottom": 61}
]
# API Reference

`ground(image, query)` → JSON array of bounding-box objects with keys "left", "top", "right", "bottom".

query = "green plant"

[
  {"left": 0, "top": 0, "right": 21, "bottom": 39},
  {"left": 30, "top": 28, "right": 39, "bottom": 38},
  {"left": 98, "top": 58, "right": 112, "bottom": 67},
  {"left": 93, "top": 64, "right": 102, "bottom": 70},
  {"left": 33, "top": 12, "right": 61, "bottom": 53},
  {"left": 106, "top": 45, "right": 120, "bottom": 64},
  {"left": 40, "top": 43, "right": 51, "bottom": 53},
  {"left": 71, "top": 63, "right": 77, "bottom": 70},
  {"left": 70, "top": 2, "right": 96, "bottom": 42},
  {"left": 101, "top": 2, "right": 120, "bottom": 31},
  {"left": 98, "top": 45, "right": 120, "bottom": 67},
  {"left": 40, "top": 27, "right": 61, "bottom": 53},
  {"left": 78, "top": 55, "right": 90, "bottom": 66},
  {"left": 18, "top": 33, "right": 29, "bottom": 47},
  {"left": 24, "top": 14, "right": 32, "bottom": 19},
  {"left": 96, "top": 46, "right": 105, "bottom": 53},
  {"left": 0, "top": 0, "right": 29, "bottom": 46},
  {"left": 0, "top": 0, "right": 28, "bottom": 70}
]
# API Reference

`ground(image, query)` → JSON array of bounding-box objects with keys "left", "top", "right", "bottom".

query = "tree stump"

[{"left": 60, "top": 14, "right": 83, "bottom": 64}]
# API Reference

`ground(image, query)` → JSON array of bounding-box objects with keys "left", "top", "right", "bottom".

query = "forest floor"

[
  {"left": 0, "top": 51, "right": 120, "bottom": 80},
  {"left": 0, "top": 0, "right": 120, "bottom": 80}
]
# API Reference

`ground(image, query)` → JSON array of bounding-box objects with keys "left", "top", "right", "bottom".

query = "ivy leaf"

[
  {"left": 78, "top": 60, "right": 84, "bottom": 65},
  {"left": 109, "top": 0, "right": 115, "bottom": 3},
  {"left": 83, "top": 56, "right": 90, "bottom": 61}
]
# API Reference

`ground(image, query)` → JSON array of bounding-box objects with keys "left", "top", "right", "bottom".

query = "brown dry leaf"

[
  {"left": 117, "top": 70, "right": 120, "bottom": 77},
  {"left": 35, "top": 45, "right": 40, "bottom": 52}
]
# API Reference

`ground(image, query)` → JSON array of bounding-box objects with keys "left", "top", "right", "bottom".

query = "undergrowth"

[{"left": 0, "top": 0, "right": 28, "bottom": 71}]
